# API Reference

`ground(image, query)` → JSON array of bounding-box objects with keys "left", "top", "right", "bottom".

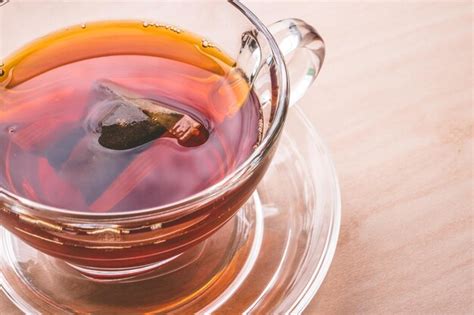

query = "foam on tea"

[{"left": 0, "top": 21, "right": 263, "bottom": 213}]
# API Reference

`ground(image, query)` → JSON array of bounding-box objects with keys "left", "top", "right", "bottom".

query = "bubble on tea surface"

[
  {"left": 6, "top": 125, "right": 16, "bottom": 135},
  {"left": 87, "top": 80, "right": 209, "bottom": 150}
]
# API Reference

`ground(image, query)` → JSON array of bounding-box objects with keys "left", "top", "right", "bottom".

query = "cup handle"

[{"left": 268, "top": 19, "right": 325, "bottom": 106}]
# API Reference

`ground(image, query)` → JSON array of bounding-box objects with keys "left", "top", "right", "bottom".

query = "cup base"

[
  {"left": 0, "top": 198, "right": 257, "bottom": 313},
  {"left": 65, "top": 245, "right": 204, "bottom": 282}
]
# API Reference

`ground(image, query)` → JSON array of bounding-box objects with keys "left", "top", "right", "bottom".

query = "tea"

[{"left": 0, "top": 21, "right": 263, "bottom": 213}]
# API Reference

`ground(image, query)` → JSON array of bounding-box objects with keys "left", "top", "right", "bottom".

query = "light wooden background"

[
  {"left": 1, "top": 1, "right": 472, "bottom": 314},
  {"left": 246, "top": 1, "right": 472, "bottom": 313}
]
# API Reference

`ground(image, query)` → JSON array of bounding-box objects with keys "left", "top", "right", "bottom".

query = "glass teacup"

[{"left": 0, "top": 0, "right": 324, "bottom": 281}]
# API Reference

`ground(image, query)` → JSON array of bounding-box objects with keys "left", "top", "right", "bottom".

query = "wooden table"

[
  {"left": 246, "top": 1, "right": 472, "bottom": 313},
  {"left": 1, "top": 1, "right": 472, "bottom": 314}
]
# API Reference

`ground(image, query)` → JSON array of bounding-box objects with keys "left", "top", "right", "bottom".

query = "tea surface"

[{"left": 0, "top": 21, "right": 262, "bottom": 212}]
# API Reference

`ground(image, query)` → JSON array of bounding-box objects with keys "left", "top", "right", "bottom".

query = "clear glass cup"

[{"left": 0, "top": 0, "right": 325, "bottom": 281}]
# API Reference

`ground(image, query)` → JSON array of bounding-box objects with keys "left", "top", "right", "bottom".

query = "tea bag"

[
  {"left": 50, "top": 81, "right": 209, "bottom": 209},
  {"left": 93, "top": 81, "right": 209, "bottom": 150}
]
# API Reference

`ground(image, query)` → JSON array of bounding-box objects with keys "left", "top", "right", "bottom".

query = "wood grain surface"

[
  {"left": 1, "top": 1, "right": 472, "bottom": 314},
  {"left": 245, "top": 1, "right": 473, "bottom": 314}
]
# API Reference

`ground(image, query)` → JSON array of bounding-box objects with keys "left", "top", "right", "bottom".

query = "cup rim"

[{"left": 0, "top": 0, "right": 290, "bottom": 219}]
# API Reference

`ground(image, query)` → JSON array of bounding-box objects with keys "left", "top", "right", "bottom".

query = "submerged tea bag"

[
  {"left": 45, "top": 81, "right": 210, "bottom": 207},
  {"left": 92, "top": 81, "right": 209, "bottom": 150}
]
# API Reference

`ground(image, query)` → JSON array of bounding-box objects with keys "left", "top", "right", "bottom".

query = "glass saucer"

[{"left": 0, "top": 105, "right": 341, "bottom": 314}]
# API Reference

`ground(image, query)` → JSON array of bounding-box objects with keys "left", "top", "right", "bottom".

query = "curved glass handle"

[{"left": 268, "top": 19, "right": 325, "bottom": 106}]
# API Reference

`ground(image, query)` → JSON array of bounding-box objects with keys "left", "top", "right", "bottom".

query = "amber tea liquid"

[{"left": 0, "top": 21, "right": 262, "bottom": 213}]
